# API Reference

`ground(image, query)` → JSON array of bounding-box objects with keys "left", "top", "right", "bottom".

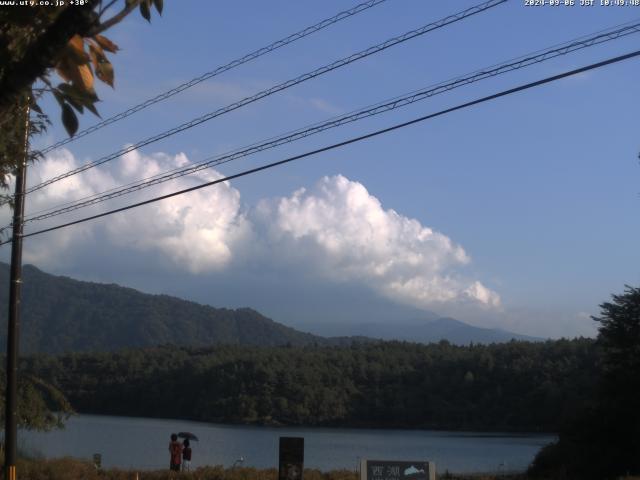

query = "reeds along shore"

[
  {"left": 1, "top": 458, "right": 523, "bottom": 480},
  {"left": 3, "top": 460, "right": 354, "bottom": 480},
  {"left": 4, "top": 458, "right": 640, "bottom": 480}
]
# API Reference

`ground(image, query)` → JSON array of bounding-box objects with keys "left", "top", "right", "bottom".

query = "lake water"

[{"left": 19, "top": 415, "right": 555, "bottom": 474}]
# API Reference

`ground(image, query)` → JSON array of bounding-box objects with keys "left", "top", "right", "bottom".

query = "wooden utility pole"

[{"left": 4, "top": 99, "right": 29, "bottom": 480}]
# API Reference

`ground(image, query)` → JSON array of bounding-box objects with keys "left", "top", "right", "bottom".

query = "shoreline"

[
  {"left": 60, "top": 412, "right": 559, "bottom": 437},
  {"left": 19, "top": 414, "right": 553, "bottom": 474}
]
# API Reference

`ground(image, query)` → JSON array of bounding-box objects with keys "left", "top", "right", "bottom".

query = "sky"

[{"left": 2, "top": 0, "right": 640, "bottom": 338}]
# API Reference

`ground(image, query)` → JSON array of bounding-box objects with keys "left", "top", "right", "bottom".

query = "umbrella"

[{"left": 178, "top": 432, "right": 199, "bottom": 441}]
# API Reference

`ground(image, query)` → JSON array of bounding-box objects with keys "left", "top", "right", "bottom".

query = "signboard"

[
  {"left": 279, "top": 437, "right": 304, "bottom": 480},
  {"left": 93, "top": 453, "right": 102, "bottom": 470},
  {"left": 360, "top": 460, "right": 435, "bottom": 480}
]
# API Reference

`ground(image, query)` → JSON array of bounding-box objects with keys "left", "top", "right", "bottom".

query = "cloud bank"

[
  {"left": 256, "top": 175, "right": 500, "bottom": 308},
  {"left": 5, "top": 149, "right": 249, "bottom": 274},
  {"left": 103, "top": 150, "right": 250, "bottom": 273},
  {"left": 1, "top": 149, "right": 499, "bottom": 312}
]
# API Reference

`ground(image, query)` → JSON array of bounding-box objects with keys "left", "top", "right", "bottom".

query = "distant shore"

[{"left": 67, "top": 410, "right": 558, "bottom": 435}]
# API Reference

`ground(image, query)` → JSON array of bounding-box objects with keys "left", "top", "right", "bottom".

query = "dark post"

[
  {"left": 278, "top": 437, "right": 304, "bottom": 480},
  {"left": 4, "top": 100, "right": 29, "bottom": 480}
]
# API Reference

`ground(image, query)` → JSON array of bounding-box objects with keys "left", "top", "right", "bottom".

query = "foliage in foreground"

[
  {"left": 0, "top": 369, "right": 72, "bottom": 431},
  {"left": 1, "top": 458, "right": 533, "bottom": 480},
  {"left": 529, "top": 286, "right": 640, "bottom": 479},
  {"left": 6, "top": 459, "right": 361, "bottom": 480},
  {"left": 0, "top": 458, "right": 640, "bottom": 480},
  {"left": 1, "top": 1, "right": 162, "bottom": 212},
  {"left": 0, "top": 0, "right": 162, "bottom": 137},
  {"left": 10, "top": 458, "right": 640, "bottom": 480}
]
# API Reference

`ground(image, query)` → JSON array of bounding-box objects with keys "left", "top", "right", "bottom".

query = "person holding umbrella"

[
  {"left": 182, "top": 439, "right": 192, "bottom": 471},
  {"left": 178, "top": 432, "right": 198, "bottom": 472}
]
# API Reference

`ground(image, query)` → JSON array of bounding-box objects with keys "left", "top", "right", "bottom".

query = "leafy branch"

[{"left": 0, "top": 0, "right": 163, "bottom": 138}]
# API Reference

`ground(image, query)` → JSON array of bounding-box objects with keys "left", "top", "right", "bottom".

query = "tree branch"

[
  {"left": 99, "top": 0, "right": 120, "bottom": 18},
  {"left": 0, "top": 1, "right": 101, "bottom": 114},
  {"left": 90, "top": 0, "right": 140, "bottom": 36}
]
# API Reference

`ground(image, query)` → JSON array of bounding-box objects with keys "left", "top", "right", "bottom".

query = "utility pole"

[{"left": 4, "top": 98, "right": 30, "bottom": 480}]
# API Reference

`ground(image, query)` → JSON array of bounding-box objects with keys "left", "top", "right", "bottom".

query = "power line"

[
  {"left": 3, "top": 48, "right": 637, "bottom": 246},
  {"left": 24, "top": 0, "right": 507, "bottom": 196},
  {"left": 17, "top": 19, "right": 640, "bottom": 225},
  {"left": 38, "top": 0, "right": 389, "bottom": 155}
]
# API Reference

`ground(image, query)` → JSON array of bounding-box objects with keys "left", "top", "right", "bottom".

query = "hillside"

[
  {"left": 0, "top": 263, "right": 327, "bottom": 353},
  {"left": 0, "top": 263, "right": 539, "bottom": 353}
]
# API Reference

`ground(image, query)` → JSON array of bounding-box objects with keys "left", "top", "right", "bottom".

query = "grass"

[
  {"left": 6, "top": 459, "right": 364, "bottom": 480},
  {"left": 1, "top": 458, "right": 524, "bottom": 480},
  {"left": 4, "top": 458, "right": 640, "bottom": 480}
]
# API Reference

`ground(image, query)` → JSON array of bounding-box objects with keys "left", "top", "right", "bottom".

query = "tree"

[
  {"left": 594, "top": 285, "right": 640, "bottom": 385},
  {"left": 0, "top": 372, "right": 73, "bottom": 431},
  {"left": 530, "top": 286, "right": 640, "bottom": 479},
  {"left": 591, "top": 285, "right": 640, "bottom": 476},
  {"left": 0, "top": 0, "right": 163, "bottom": 187},
  {"left": 0, "top": 93, "right": 46, "bottom": 208},
  {"left": 0, "top": 0, "right": 162, "bottom": 434}
]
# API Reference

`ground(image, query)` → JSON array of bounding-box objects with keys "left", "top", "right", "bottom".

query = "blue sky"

[{"left": 2, "top": 0, "right": 640, "bottom": 338}]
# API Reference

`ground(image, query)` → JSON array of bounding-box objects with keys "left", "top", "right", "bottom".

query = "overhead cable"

[
  {"left": 24, "top": 0, "right": 507, "bottom": 195},
  {"left": 2, "top": 48, "right": 637, "bottom": 245},
  {"left": 18, "top": 19, "right": 640, "bottom": 224},
  {"left": 39, "top": 0, "right": 390, "bottom": 155}
]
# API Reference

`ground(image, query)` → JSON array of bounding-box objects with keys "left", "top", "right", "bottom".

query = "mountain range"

[
  {"left": 0, "top": 262, "right": 539, "bottom": 353},
  {"left": 303, "top": 316, "right": 540, "bottom": 344}
]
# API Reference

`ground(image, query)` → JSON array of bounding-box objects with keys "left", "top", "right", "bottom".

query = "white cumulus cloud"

[
  {"left": 1, "top": 148, "right": 249, "bottom": 274},
  {"left": 1, "top": 153, "right": 499, "bottom": 311},
  {"left": 255, "top": 175, "right": 500, "bottom": 308},
  {"left": 102, "top": 150, "right": 250, "bottom": 273}
]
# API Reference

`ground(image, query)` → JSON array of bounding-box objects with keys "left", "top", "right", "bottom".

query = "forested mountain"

[
  {"left": 0, "top": 262, "right": 537, "bottom": 353},
  {"left": 23, "top": 338, "right": 597, "bottom": 432},
  {"left": 0, "top": 263, "right": 328, "bottom": 353},
  {"left": 1, "top": 263, "right": 601, "bottom": 433}
]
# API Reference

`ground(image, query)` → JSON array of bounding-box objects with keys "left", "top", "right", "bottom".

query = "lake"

[{"left": 19, "top": 415, "right": 555, "bottom": 474}]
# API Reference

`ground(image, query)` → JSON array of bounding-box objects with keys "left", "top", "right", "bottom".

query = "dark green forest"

[{"left": 23, "top": 338, "right": 597, "bottom": 432}]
